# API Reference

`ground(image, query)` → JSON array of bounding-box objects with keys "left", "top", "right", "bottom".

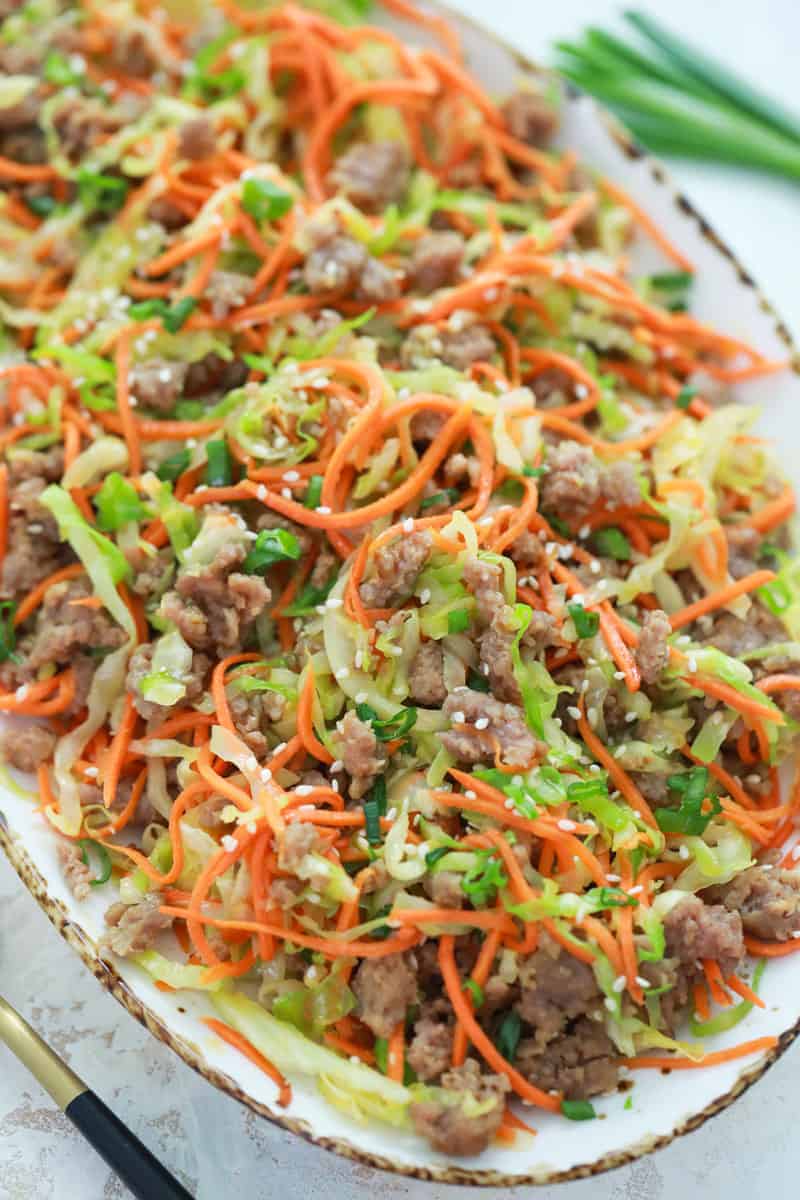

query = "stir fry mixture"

[{"left": 2, "top": 0, "right": 800, "bottom": 1156}]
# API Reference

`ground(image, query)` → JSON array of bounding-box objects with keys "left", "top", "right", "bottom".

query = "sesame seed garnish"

[
  {"left": 355, "top": 692, "right": 368, "bottom": 704},
  {"left": 282, "top": 470, "right": 300, "bottom": 482},
  {"left": 316, "top": 505, "right": 332, "bottom": 515},
  {"left": 325, "top": 596, "right": 343, "bottom": 609},
  {"left": 295, "top": 785, "right": 313, "bottom": 796},
  {"left": 256, "top": 484, "right": 267, "bottom": 501},
  {"left": 402, "top": 517, "right": 414, "bottom": 532},
  {"left": 612, "top": 975, "right": 627, "bottom": 993},
  {"left": 272, "top": 742, "right": 287, "bottom": 755},
  {"left": 605, "top": 874, "right": 621, "bottom": 883},
  {"left": 464, "top": 790, "right": 476, "bottom": 800},
  {"left": 260, "top": 768, "right": 272, "bottom": 783},
  {"left": 419, "top": 588, "right": 431, "bottom": 604},
  {"left": 334, "top": 667, "right": 350, "bottom": 680},
  {"left": 687, "top": 656, "right": 698, "bottom": 673},
  {"left": 451, "top": 711, "right": 465, "bottom": 724},
  {"left": 678, "top": 844, "right": 690, "bottom": 860},
  {"left": 557, "top": 819, "right": 576, "bottom": 832},
  {"left": 84, "top": 765, "right": 98, "bottom": 779},
  {"left": 221, "top": 835, "right": 238, "bottom": 853},
  {"left": 474, "top": 717, "right": 489, "bottom": 730},
  {"left": 624, "top": 711, "right": 637, "bottom": 723},
  {"left": 566, "top": 706, "right": 582, "bottom": 720}
]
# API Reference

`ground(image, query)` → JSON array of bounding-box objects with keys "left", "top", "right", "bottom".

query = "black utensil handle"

[{"left": 65, "top": 1089, "right": 193, "bottom": 1200}]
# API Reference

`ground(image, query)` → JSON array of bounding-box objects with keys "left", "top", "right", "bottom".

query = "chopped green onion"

[
  {"left": 447, "top": 608, "right": 471, "bottom": 634},
  {"left": 466, "top": 669, "right": 490, "bottom": 693},
  {"left": 282, "top": 574, "right": 335, "bottom": 616},
  {"left": 304, "top": 476, "right": 323, "bottom": 509},
  {"left": 425, "top": 846, "right": 452, "bottom": 868},
  {"left": 363, "top": 800, "right": 382, "bottom": 846},
  {"left": 677, "top": 385, "right": 697, "bottom": 409},
  {"left": 25, "top": 195, "right": 59, "bottom": 218},
  {"left": 461, "top": 851, "right": 507, "bottom": 907},
  {"left": 77, "top": 839, "right": 112, "bottom": 887},
  {"left": 163, "top": 297, "right": 197, "bottom": 333},
  {"left": 568, "top": 604, "right": 600, "bottom": 638},
  {"left": 76, "top": 170, "right": 129, "bottom": 214},
  {"left": 463, "top": 979, "right": 484, "bottom": 1007},
  {"left": 585, "top": 886, "right": 639, "bottom": 910},
  {"left": 355, "top": 703, "right": 418, "bottom": 743},
  {"left": 243, "top": 528, "right": 301, "bottom": 574},
  {"left": 624, "top": 1094, "right": 633, "bottom": 1111},
  {"left": 43, "top": 49, "right": 84, "bottom": 85},
  {"left": 241, "top": 178, "right": 293, "bottom": 223},
  {"left": 420, "top": 487, "right": 460, "bottom": 510},
  {"left": 522, "top": 465, "right": 545, "bottom": 478},
  {"left": 593, "top": 527, "right": 631, "bottom": 561},
  {"left": 656, "top": 766, "right": 720, "bottom": 834},
  {"left": 204, "top": 438, "right": 233, "bottom": 488},
  {"left": 0, "top": 601, "right": 19, "bottom": 665},
  {"left": 129, "top": 297, "right": 197, "bottom": 332},
  {"left": 156, "top": 448, "right": 191, "bottom": 483},
  {"left": 561, "top": 1099, "right": 596, "bottom": 1120},
  {"left": 370, "top": 776, "right": 387, "bottom": 816},
  {"left": 373, "top": 1036, "right": 389, "bottom": 1073},
  {"left": 94, "top": 473, "right": 145, "bottom": 531},
  {"left": 495, "top": 1010, "right": 521, "bottom": 1063}
]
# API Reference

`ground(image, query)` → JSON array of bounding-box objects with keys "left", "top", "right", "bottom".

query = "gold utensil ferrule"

[{"left": 0, "top": 995, "right": 86, "bottom": 1110}]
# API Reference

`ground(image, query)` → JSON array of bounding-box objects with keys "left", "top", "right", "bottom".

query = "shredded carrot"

[
  {"left": 202, "top": 1017, "right": 292, "bottom": 1107},
  {"left": 624, "top": 1037, "right": 777, "bottom": 1070}
]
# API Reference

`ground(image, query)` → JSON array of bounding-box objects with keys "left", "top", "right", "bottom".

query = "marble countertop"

[{"left": 3, "top": 2, "right": 800, "bottom": 1197}]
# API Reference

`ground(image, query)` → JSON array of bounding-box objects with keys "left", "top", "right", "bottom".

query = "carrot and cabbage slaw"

[{"left": 0, "top": 0, "right": 798, "bottom": 1153}]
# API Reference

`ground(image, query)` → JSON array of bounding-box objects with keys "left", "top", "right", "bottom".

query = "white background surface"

[{"left": 2, "top": 2, "right": 800, "bottom": 1197}]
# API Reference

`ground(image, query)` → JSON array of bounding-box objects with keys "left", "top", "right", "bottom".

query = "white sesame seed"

[
  {"left": 628, "top": 885, "right": 643, "bottom": 896},
  {"left": 558, "top": 819, "right": 576, "bottom": 832},
  {"left": 474, "top": 717, "right": 490, "bottom": 730},
  {"left": 221, "top": 835, "right": 238, "bottom": 853},
  {"left": 354, "top": 651, "right": 364, "bottom": 669},
  {"left": 679, "top": 844, "right": 690, "bottom": 860},
  {"left": 246, "top": 755, "right": 258, "bottom": 772},
  {"left": 256, "top": 484, "right": 267, "bottom": 501},
  {"left": 687, "top": 656, "right": 698, "bottom": 673},
  {"left": 504, "top": 798, "right": 515, "bottom": 810},
  {"left": 334, "top": 667, "right": 350, "bottom": 681},
  {"left": 464, "top": 790, "right": 477, "bottom": 800},
  {"left": 567, "top": 706, "right": 582, "bottom": 720},
  {"left": 84, "top": 765, "right": 98, "bottom": 779},
  {"left": 402, "top": 517, "right": 414, "bottom": 533},
  {"left": 792, "top": 931, "right": 800, "bottom": 939},
  {"left": 419, "top": 588, "right": 431, "bottom": 605},
  {"left": 624, "top": 711, "right": 637, "bottom": 723},
  {"left": 635, "top": 975, "right": 650, "bottom": 989},
  {"left": 326, "top": 596, "right": 343, "bottom": 609},
  {"left": 281, "top": 487, "right": 292, "bottom": 499},
  {"left": 355, "top": 692, "right": 368, "bottom": 704},
  {"left": 331, "top": 779, "right": 340, "bottom": 793},
  {"left": 315, "top": 505, "right": 332, "bottom": 515},
  {"left": 295, "top": 785, "right": 313, "bottom": 796},
  {"left": 605, "top": 873, "right": 621, "bottom": 883},
  {"left": 282, "top": 470, "right": 300, "bottom": 483},
  {"left": 260, "top": 767, "right": 272, "bottom": 783},
  {"left": 481, "top": 663, "right": 490, "bottom": 675},
  {"left": 612, "top": 975, "right": 627, "bottom": 993},
  {"left": 14, "top": 685, "right": 29, "bottom": 700},
  {"left": 589, "top": 560, "right": 601, "bottom": 575},
  {"left": 330, "top": 759, "right": 343, "bottom": 772},
  {"left": 451, "top": 711, "right": 465, "bottom": 724},
  {"left": 272, "top": 742, "right": 287, "bottom": 755}
]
